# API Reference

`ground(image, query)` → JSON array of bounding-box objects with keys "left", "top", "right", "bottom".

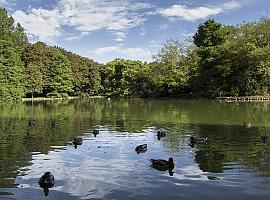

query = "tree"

[
  {"left": 25, "top": 63, "right": 43, "bottom": 98},
  {"left": 191, "top": 20, "right": 235, "bottom": 97},
  {"left": 0, "top": 8, "right": 26, "bottom": 101},
  {"left": 0, "top": 38, "right": 26, "bottom": 101},
  {"left": 151, "top": 40, "right": 196, "bottom": 96},
  {"left": 102, "top": 59, "right": 150, "bottom": 97},
  {"left": 13, "top": 23, "right": 28, "bottom": 54},
  {"left": 47, "top": 53, "right": 73, "bottom": 98}
]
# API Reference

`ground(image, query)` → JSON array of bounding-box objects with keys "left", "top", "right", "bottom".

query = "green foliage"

[
  {"left": 0, "top": 38, "right": 26, "bottom": 101},
  {"left": 56, "top": 47, "right": 102, "bottom": 97},
  {"left": 151, "top": 40, "right": 197, "bottom": 96},
  {"left": 102, "top": 59, "right": 150, "bottom": 97},
  {"left": 191, "top": 18, "right": 270, "bottom": 97},
  {"left": 193, "top": 19, "right": 225, "bottom": 47},
  {"left": 25, "top": 63, "right": 43, "bottom": 98},
  {"left": 0, "top": 8, "right": 26, "bottom": 101},
  {"left": 47, "top": 53, "right": 73, "bottom": 98}
]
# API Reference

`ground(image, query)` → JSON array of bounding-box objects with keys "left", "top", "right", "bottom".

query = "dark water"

[{"left": 0, "top": 99, "right": 270, "bottom": 200}]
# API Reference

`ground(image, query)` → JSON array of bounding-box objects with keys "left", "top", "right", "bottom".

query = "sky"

[{"left": 0, "top": 0, "right": 269, "bottom": 63}]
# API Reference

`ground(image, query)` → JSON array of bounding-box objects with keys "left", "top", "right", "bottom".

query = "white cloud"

[
  {"left": 13, "top": 9, "right": 62, "bottom": 43},
  {"left": 158, "top": 1, "right": 241, "bottom": 21},
  {"left": 0, "top": 0, "right": 7, "bottom": 5},
  {"left": 64, "top": 32, "right": 90, "bottom": 41},
  {"left": 223, "top": 1, "right": 241, "bottom": 10},
  {"left": 94, "top": 46, "right": 121, "bottom": 55},
  {"left": 12, "top": 0, "right": 152, "bottom": 42},
  {"left": 93, "top": 45, "right": 152, "bottom": 62}
]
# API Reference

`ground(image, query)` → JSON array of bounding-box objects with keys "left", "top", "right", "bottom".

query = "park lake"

[{"left": 0, "top": 98, "right": 270, "bottom": 200}]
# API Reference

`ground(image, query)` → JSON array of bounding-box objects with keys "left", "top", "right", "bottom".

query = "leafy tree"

[
  {"left": 47, "top": 53, "right": 73, "bottom": 98},
  {"left": 25, "top": 63, "right": 43, "bottom": 98},
  {"left": 151, "top": 40, "right": 197, "bottom": 96},
  {"left": 102, "top": 59, "right": 150, "bottom": 97},
  {"left": 0, "top": 8, "right": 14, "bottom": 31},
  {"left": 191, "top": 20, "right": 235, "bottom": 97},
  {"left": 0, "top": 8, "right": 26, "bottom": 101},
  {"left": 56, "top": 47, "right": 101, "bottom": 97},
  {"left": 0, "top": 38, "right": 26, "bottom": 101},
  {"left": 13, "top": 23, "right": 28, "bottom": 54}
]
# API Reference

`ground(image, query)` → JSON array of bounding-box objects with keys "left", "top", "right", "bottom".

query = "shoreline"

[
  {"left": 21, "top": 95, "right": 270, "bottom": 102},
  {"left": 22, "top": 96, "right": 105, "bottom": 101},
  {"left": 215, "top": 96, "right": 270, "bottom": 102}
]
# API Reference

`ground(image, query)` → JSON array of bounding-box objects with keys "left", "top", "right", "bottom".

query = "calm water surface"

[{"left": 0, "top": 99, "right": 270, "bottom": 200}]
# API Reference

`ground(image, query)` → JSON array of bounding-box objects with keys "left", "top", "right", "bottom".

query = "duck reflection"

[
  {"left": 157, "top": 130, "right": 166, "bottom": 140},
  {"left": 28, "top": 119, "right": 36, "bottom": 127},
  {"left": 150, "top": 157, "right": 175, "bottom": 176},
  {"left": 51, "top": 120, "right": 59, "bottom": 128},
  {"left": 38, "top": 172, "right": 55, "bottom": 197},
  {"left": 261, "top": 135, "right": 269, "bottom": 143}
]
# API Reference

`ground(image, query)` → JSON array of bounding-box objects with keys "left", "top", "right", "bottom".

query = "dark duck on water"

[
  {"left": 38, "top": 172, "right": 55, "bottom": 196},
  {"left": 38, "top": 172, "right": 55, "bottom": 188},
  {"left": 93, "top": 130, "right": 100, "bottom": 137},
  {"left": 135, "top": 144, "right": 147, "bottom": 154},
  {"left": 150, "top": 157, "right": 174, "bottom": 171}
]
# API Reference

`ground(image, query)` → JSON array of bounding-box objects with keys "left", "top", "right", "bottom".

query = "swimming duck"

[
  {"left": 157, "top": 130, "right": 167, "bottom": 140},
  {"left": 93, "top": 130, "right": 100, "bottom": 137},
  {"left": 150, "top": 157, "right": 174, "bottom": 171},
  {"left": 73, "top": 137, "right": 83, "bottom": 145},
  {"left": 135, "top": 144, "right": 147, "bottom": 154},
  {"left": 243, "top": 122, "right": 251, "bottom": 128},
  {"left": 38, "top": 172, "right": 55, "bottom": 188},
  {"left": 189, "top": 136, "right": 208, "bottom": 144}
]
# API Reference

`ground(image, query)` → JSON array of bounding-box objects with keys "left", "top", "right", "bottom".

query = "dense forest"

[{"left": 0, "top": 7, "right": 270, "bottom": 101}]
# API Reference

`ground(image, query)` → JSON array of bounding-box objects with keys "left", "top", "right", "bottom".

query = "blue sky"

[{"left": 0, "top": 0, "right": 269, "bottom": 63}]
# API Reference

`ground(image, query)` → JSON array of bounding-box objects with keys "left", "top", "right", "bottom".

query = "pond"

[{"left": 0, "top": 98, "right": 270, "bottom": 200}]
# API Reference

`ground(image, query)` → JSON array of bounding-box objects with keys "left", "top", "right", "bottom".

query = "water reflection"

[{"left": 0, "top": 99, "right": 270, "bottom": 199}]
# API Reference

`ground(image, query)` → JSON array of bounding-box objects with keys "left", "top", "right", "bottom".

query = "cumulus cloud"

[
  {"left": 157, "top": 1, "right": 241, "bottom": 21},
  {"left": 12, "top": 0, "right": 152, "bottom": 42},
  {"left": 13, "top": 8, "right": 62, "bottom": 43},
  {"left": 93, "top": 45, "right": 152, "bottom": 61}
]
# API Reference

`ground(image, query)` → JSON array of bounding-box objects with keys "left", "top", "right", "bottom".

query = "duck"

[
  {"left": 157, "top": 130, "right": 167, "bottom": 140},
  {"left": 189, "top": 136, "right": 208, "bottom": 144},
  {"left": 73, "top": 137, "right": 83, "bottom": 149},
  {"left": 38, "top": 172, "right": 55, "bottom": 188},
  {"left": 150, "top": 157, "right": 174, "bottom": 171},
  {"left": 135, "top": 144, "right": 147, "bottom": 154},
  {"left": 0, "top": 163, "right": 3, "bottom": 172},
  {"left": 93, "top": 130, "right": 100, "bottom": 137},
  {"left": 243, "top": 122, "right": 251, "bottom": 128},
  {"left": 73, "top": 137, "right": 83, "bottom": 145}
]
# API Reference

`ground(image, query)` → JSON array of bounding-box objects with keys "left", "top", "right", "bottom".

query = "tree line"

[{"left": 0, "top": 7, "right": 270, "bottom": 101}]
